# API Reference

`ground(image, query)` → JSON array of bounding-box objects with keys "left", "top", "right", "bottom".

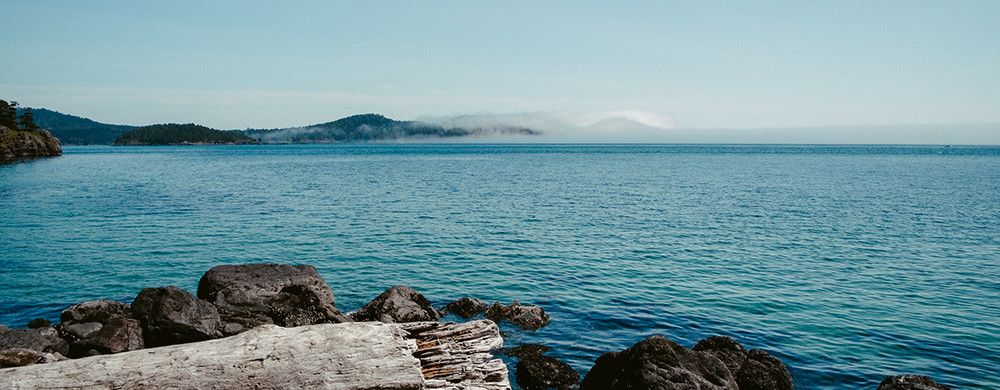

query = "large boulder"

[
  {"left": 581, "top": 335, "right": 738, "bottom": 390},
  {"left": 197, "top": 264, "right": 344, "bottom": 332},
  {"left": 131, "top": 286, "right": 222, "bottom": 347},
  {"left": 60, "top": 300, "right": 131, "bottom": 324},
  {"left": 734, "top": 349, "right": 793, "bottom": 390},
  {"left": 269, "top": 285, "right": 351, "bottom": 327},
  {"left": 877, "top": 375, "right": 952, "bottom": 390},
  {"left": 442, "top": 297, "right": 487, "bottom": 318},
  {"left": 353, "top": 286, "right": 440, "bottom": 323},
  {"left": 693, "top": 336, "right": 747, "bottom": 376},
  {"left": 485, "top": 302, "right": 550, "bottom": 331},
  {"left": 81, "top": 318, "right": 144, "bottom": 354},
  {"left": 0, "top": 327, "right": 68, "bottom": 356},
  {"left": 516, "top": 354, "right": 580, "bottom": 390}
]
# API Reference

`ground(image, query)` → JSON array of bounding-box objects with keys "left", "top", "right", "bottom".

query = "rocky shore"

[
  {"left": 0, "top": 125, "right": 61, "bottom": 164},
  {"left": 1, "top": 263, "right": 953, "bottom": 389}
]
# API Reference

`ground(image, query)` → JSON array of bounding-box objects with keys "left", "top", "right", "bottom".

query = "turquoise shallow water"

[{"left": 1, "top": 144, "right": 998, "bottom": 388}]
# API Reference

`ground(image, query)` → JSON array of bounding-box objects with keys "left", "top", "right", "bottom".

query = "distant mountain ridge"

[
  {"left": 244, "top": 113, "right": 539, "bottom": 143},
  {"left": 19, "top": 109, "right": 541, "bottom": 145}
]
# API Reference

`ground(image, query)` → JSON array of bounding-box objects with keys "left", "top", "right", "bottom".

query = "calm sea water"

[{"left": 1, "top": 144, "right": 998, "bottom": 388}]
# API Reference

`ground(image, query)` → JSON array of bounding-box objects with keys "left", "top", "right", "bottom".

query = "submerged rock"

[
  {"left": 693, "top": 335, "right": 748, "bottom": 376},
  {"left": 516, "top": 354, "right": 580, "bottom": 390},
  {"left": 197, "top": 263, "right": 345, "bottom": 332},
  {"left": 878, "top": 375, "right": 952, "bottom": 390},
  {"left": 581, "top": 335, "right": 737, "bottom": 390},
  {"left": 485, "top": 301, "right": 550, "bottom": 331},
  {"left": 353, "top": 285, "right": 440, "bottom": 323},
  {"left": 131, "top": 286, "right": 222, "bottom": 347},
  {"left": 735, "top": 349, "right": 793, "bottom": 390},
  {"left": 26, "top": 318, "right": 51, "bottom": 329},
  {"left": 501, "top": 343, "right": 553, "bottom": 359},
  {"left": 442, "top": 297, "right": 488, "bottom": 318}
]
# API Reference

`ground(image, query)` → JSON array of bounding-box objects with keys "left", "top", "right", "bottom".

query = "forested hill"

[
  {"left": 244, "top": 113, "right": 539, "bottom": 143},
  {"left": 12, "top": 107, "right": 541, "bottom": 144},
  {"left": 113, "top": 124, "right": 261, "bottom": 145},
  {"left": 17, "top": 108, "right": 135, "bottom": 145}
]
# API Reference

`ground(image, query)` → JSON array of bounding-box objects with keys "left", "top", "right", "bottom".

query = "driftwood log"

[{"left": 0, "top": 320, "right": 510, "bottom": 390}]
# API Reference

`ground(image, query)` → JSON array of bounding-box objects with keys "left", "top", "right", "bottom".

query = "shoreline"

[{"left": 0, "top": 263, "right": 953, "bottom": 389}]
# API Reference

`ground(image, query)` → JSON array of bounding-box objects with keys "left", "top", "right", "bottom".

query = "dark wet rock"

[
  {"left": 0, "top": 325, "right": 9, "bottom": 333},
  {"left": 485, "top": 301, "right": 550, "bottom": 331},
  {"left": 81, "top": 318, "right": 144, "bottom": 354},
  {"left": 877, "top": 375, "right": 952, "bottom": 390},
  {"left": 581, "top": 335, "right": 737, "bottom": 390},
  {"left": 60, "top": 300, "right": 131, "bottom": 325},
  {"left": 197, "top": 263, "right": 340, "bottom": 332},
  {"left": 0, "top": 348, "right": 64, "bottom": 368},
  {"left": 27, "top": 318, "right": 51, "bottom": 329},
  {"left": 62, "top": 322, "right": 103, "bottom": 340},
  {"left": 693, "top": 335, "right": 748, "bottom": 375},
  {"left": 353, "top": 285, "right": 440, "bottom": 323},
  {"left": 735, "top": 349, "right": 793, "bottom": 390},
  {"left": 269, "top": 285, "right": 350, "bottom": 327},
  {"left": 516, "top": 354, "right": 580, "bottom": 390},
  {"left": 501, "top": 343, "right": 552, "bottom": 359},
  {"left": 442, "top": 297, "right": 487, "bottom": 318},
  {"left": 0, "top": 327, "right": 69, "bottom": 356},
  {"left": 131, "top": 286, "right": 222, "bottom": 347}
]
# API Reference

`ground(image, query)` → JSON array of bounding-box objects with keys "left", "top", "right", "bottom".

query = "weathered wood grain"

[{"left": 0, "top": 320, "right": 510, "bottom": 390}]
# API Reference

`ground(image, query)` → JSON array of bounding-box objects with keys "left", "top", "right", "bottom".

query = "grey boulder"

[
  {"left": 485, "top": 301, "right": 550, "bottom": 331},
  {"left": 581, "top": 335, "right": 738, "bottom": 390},
  {"left": 131, "top": 286, "right": 222, "bottom": 347},
  {"left": 353, "top": 285, "right": 440, "bottom": 323}
]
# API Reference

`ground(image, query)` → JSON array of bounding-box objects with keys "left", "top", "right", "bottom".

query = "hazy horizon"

[{"left": 2, "top": 2, "right": 999, "bottom": 143}]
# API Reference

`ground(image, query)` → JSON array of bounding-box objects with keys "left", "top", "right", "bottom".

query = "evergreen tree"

[
  {"left": 19, "top": 107, "right": 40, "bottom": 132},
  {"left": 0, "top": 99, "right": 18, "bottom": 130}
]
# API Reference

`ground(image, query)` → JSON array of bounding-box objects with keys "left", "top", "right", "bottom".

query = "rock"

[
  {"left": 693, "top": 335, "right": 747, "bottom": 375},
  {"left": 353, "top": 285, "right": 440, "bottom": 323},
  {"left": 82, "top": 318, "right": 144, "bottom": 354},
  {"left": 0, "top": 325, "right": 9, "bottom": 333},
  {"left": 878, "top": 375, "right": 952, "bottom": 390},
  {"left": 485, "top": 301, "right": 550, "bottom": 331},
  {"left": 0, "top": 328, "right": 69, "bottom": 356},
  {"left": 269, "top": 285, "right": 350, "bottom": 327},
  {"left": 0, "top": 348, "right": 46, "bottom": 368},
  {"left": 26, "top": 318, "right": 51, "bottom": 329},
  {"left": 501, "top": 343, "right": 552, "bottom": 359},
  {"left": 581, "top": 335, "right": 737, "bottom": 390},
  {"left": 131, "top": 286, "right": 222, "bottom": 347},
  {"left": 197, "top": 263, "right": 341, "bottom": 332},
  {"left": 60, "top": 300, "right": 131, "bottom": 324},
  {"left": 0, "top": 126, "right": 62, "bottom": 164},
  {"left": 516, "top": 354, "right": 580, "bottom": 390},
  {"left": 61, "top": 322, "right": 103, "bottom": 340},
  {"left": 735, "top": 349, "right": 793, "bottom": 390},
  {"left": 442, "top": 297, "right": 487, "bottom": 318}
]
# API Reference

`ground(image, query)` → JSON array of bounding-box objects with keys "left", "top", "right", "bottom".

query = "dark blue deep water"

[{"left": 1, "top": 144, "right": 998, "bottom": 388}]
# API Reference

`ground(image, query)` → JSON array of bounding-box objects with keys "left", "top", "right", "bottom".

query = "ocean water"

[{"left": 1, "top": 144, "right": 998, "bottom": 388}]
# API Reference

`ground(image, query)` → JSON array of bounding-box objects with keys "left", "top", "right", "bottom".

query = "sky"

[{"left": 1, "top": 1, "right": 999, "bottom": 142}]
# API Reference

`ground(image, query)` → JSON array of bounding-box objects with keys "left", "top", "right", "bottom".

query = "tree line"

[{"left": 0, "top": 99, "right": 40, "bottom": 132}]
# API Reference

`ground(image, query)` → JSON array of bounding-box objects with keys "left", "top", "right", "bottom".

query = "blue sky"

[{"left": 2, "top": 1, "right": 998, "bottom": 139}]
